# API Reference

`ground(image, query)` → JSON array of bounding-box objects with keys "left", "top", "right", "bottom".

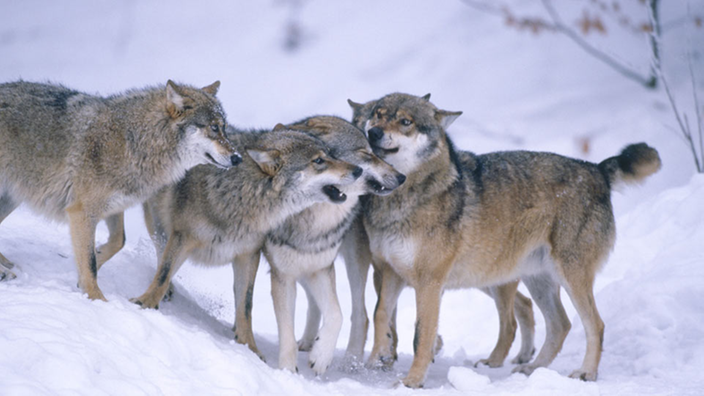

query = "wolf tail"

[{"left": 598, "top": 143, "right": 661, "bottom": 188}]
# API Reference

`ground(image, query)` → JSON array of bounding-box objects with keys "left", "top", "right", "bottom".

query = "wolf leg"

[
  {"left": 66, "top": 202, "right": 105, "bottom": 301},
  {"left": 232, "top": 251, "right": 264, "bottom": 361},
  {"left": 513, "top": 272, "right": 571, "bottom": 376},
  {"left": 142, "top": 202, "right": 175, "bottom": 301},
  {"left": 476, "top": 282, "right": 519, "bottom": 368},
  {"left": 340, "top": 220, "right": 371, "bottom": 360},
  {"left": 403, "top": 279, "right": 444, "bottom": 388},
  {"left": 512, "top": 290, "right": 536, "bottom": 364},
  {"left": 0, "top": 193, "right": 19, "bottom": 281},
  {"left": 131, "top": 230, "right": 193, "bottom": 308},
  {"left": 561, "top": 268, "right": 604, "bottom": 381},
  {"left": 297, "top": 286, "right": 321, "bottom": 352},
  {"left": 302, "top": 264, "right": 343, "bottom": 375},
  {"left": 95, "top": 212, "right": 125, "bottom": 270},
  {"left": 270, "top": 267, "right": 298, "bottom": 373},
  {"left": 366, "top": 262, "right": 404, "bottom": 370}
]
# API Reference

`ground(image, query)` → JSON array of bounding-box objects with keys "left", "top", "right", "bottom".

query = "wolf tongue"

[{"left": 322, "top": 185, "right": 347, "bottom": 203}]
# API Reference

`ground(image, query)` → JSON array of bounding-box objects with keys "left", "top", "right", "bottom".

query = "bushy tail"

[{"left": 598, "top": 143, "right": 661, "bottom": 188}]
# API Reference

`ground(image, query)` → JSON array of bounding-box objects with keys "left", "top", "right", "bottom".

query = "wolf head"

[
  {"left": 283, "top": 116, "right": 405, "bottom": 197},
  {"left": 246, "top": 130, "right": 363, "bottom": 204},
  {"left": 348, "top": 93, "right": 461, "bottom": 175},
  {"left": 166, "top": 80, "right": 241, "bottom": 170}
]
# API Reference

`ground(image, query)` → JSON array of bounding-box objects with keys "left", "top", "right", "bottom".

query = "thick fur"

[
  {"left": 351, "top": 93, "right": 660, "bottom": 387},
  {"left": 136, "top": 127, "right": 362, "bottom": 359},
  {"left": 345, "top": 97, "right": 537, "bottom": 368},
  {"left": 0, "top": 80, "right": 237, "bottom": 299},
  {"left": 260, "top": 116, "right": 405, "bottom": 375}
]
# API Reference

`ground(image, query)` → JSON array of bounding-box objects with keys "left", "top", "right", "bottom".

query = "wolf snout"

[
  {"left": 368, "top": 127, "right": 384, "bottom": 143},
  {"left": 396, "top": 173, "right": 406, "bottom": 186},
  {"left": 230, "top": 153, "right": 243, "bottom": 166},
  {"left": 352, "top": 166, "right": 363, "bottom": 179}
]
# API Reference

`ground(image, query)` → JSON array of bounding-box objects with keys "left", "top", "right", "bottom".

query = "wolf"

[
  {"left": 0, "top": 80, "right": 239, "bottom": 300},
  {"left": 258, "top": 116, "right": 405, "bottom": 375},
  {"left": 349, "top": 92, "right": 661, "bottom": 388},
  {"left": 135, "top": 126, "right": 362, "bottom": 359},
  {"left": 342, "top": 98, "right": 537, "bottom": 368}
]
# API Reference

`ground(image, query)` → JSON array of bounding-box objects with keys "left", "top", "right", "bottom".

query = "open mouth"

[
  {"left": 366, "top": 178, "right": 394, "bottom": 196},
  {"left": 205, "top": 153, "right": 229, "bottom": 169},
  {"left": 322, "top": 185, "right": 347, "bottom": 203},
  {"left": 370, "top": 144, "right": 399, "bottom": 156}
]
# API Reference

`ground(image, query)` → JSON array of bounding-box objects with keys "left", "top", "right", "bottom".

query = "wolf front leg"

[
  {"left": 301, "top": 264, "right": 343, "bottom": 375},
  {"left": 131, "top": 230, "right": 194, "bottom": 309},
  {"left": 366, "top": 262, "right": 405, "bottom": 371},
  {"left": 66, "top": 202, "right": 105, "bottom": 301},
  {"left": 403, "top": 279, "right": 445, "bottom": 388},
  {"left": 232, "top": 251, "right": 264, "bottom": 361},
  {"left": 270, "top": 267, "right": 298, "bottom": 373},
  {"left": 96, "top": 212, "right": 125, "bottom": 271}
]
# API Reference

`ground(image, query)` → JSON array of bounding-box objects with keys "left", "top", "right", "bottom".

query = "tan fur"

[
  {"left": 351, "top": 93, "right": 661, "bottom": 387},
  {"left": 0, "top": 80, "right": 237, "bottom": 299}
]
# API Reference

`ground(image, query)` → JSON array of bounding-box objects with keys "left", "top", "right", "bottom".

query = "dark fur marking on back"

[{"left": 46, "top": 90, "right": 79, "bottom": 111}]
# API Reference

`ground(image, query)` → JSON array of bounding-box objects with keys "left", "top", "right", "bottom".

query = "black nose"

[
  {"left": 396, "top": 173, "right": 406, "bottom": 185},
  {"left": 230, "top": 154, "right": 243, "bottom": 166},
  {"left": 352, "top": 166, "right": 363, "bottom": 179},
  {"left": 368, "top": 127, "right": 384, "bottom": 142}
]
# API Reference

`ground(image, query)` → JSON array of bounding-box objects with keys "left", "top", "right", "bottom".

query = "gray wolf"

[
  {"left": 0, "top": 80, "right": 239, "bottom": 300},
  {"left": 261, "top": 116, "right": 405, "bottom": 375},
  {"left": 135, "top": 126, "right": 362, "bottom": 360},
  {"left": 350, "top": 92, "right": 661, "bottom": 387},
  {"left": 342, "top": 97, "right": 537, "bottom": 368}
]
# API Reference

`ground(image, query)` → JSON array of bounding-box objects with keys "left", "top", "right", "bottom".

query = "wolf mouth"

[
  {"left": 322, "top": 185, "right": 347, "bottom": 203},
  {"left": 371, "top": 144, "right": 399, "bottom": 155},
  {"left": 366, "top": 178, "right": 394, "bottom": 196},
  {"left": 205, "top": 153, "right": 229, "bottom": 169}
]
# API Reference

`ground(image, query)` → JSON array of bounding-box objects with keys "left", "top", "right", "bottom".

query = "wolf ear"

[
  {"left": 435, "top": 110, "right": 462, "bottom": 129},
  {"left": 247, "top": 148, "right": 282, "bottom": 177},
  {"left": 273, "top": 123, "right": 287, "bottom": 132},
  {"left": 201, "top": 80, "right": 220, "bottom": 96},
  {"left": 166, "top": 80, "right": 185, "bottom": 118},
  {"left": 347, "top": 99, "right": 363, "bottom": 111},
  {"left": 421, "top": 93, "right": 431, "bottom": 101}
]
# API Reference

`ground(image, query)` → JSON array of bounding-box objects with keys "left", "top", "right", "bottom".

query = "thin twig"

[
  {"left": 540, "top": 0, "right": 656, "bottom": 88},
  {"left": 686, "top": 4, "right": 703, "bottom": 172}
]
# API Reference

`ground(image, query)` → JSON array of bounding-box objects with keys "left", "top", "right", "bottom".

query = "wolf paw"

[
  {"left": 309, "top": 343, "right": 334, "bottom": 375},
  {"left": 0, "top": 259, "right": 17, "bottom": 281},
  {"left": 569, "top": 369, "right": 597, "bottom": 381},
  {"left": 511, "top": 347, "right": 536, "bottom": 365},
  {"left": 475, "top": 357, "right": 503, "bottom": 368},
  {"left": 512, "top": 363, "right": 539, "bottom": 376},
  {"left": 162, "top": 282, "right": 175, "bottom": 302},
  {"left": 130, "top": 296, "right": 159, "bottom": 309},
  {"left": 297, "top": 337, "right": 315, "bottom": 352},
  {"left": 366, "top": 352, "right": 396, "bottom": 371}
]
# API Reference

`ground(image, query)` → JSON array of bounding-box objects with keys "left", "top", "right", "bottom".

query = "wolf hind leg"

[
  {"left": 0, "top": 192, "right": 20, "bottom": 281},
  {"left": 513, "top": 272, "right": 571, "bottom": 376},
  {"left": 297, "top": 286, "right": 321, "bottom": 352},
  {"left": 95, "top": 212, "right": 125, "bottom": 271}
]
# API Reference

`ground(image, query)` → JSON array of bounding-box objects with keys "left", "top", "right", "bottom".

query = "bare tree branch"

[{"left": 540, "top": 0, "right": 657, "bottom": 88}]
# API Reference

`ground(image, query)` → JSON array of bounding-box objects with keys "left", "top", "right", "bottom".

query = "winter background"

[{"left": 1, "top": 1, "right": 703, "bottom": 395}]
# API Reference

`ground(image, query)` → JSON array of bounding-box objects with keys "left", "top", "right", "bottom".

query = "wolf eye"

[
  {"left": 400, "top": 118, "right": 413, "bottom": 126},
  {"left": 313, "top": 157, "right": 325, "bottom": 165},
  {"left": 210, "top": 124, "right": 220, "bottom": 133}
]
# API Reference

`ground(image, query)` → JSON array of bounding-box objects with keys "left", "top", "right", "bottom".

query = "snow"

[{"left": 1, "top": 0, "right": 704, "bottom": 395}]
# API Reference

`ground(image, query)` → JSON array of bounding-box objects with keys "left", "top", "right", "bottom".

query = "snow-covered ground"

[{"left": 1, "top": 1, "right": 703, "bottom": 395}]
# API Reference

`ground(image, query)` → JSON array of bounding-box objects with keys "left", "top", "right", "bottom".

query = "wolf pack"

[{"left": 0, "top": 80, "right": 661, "bottom": 388}]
